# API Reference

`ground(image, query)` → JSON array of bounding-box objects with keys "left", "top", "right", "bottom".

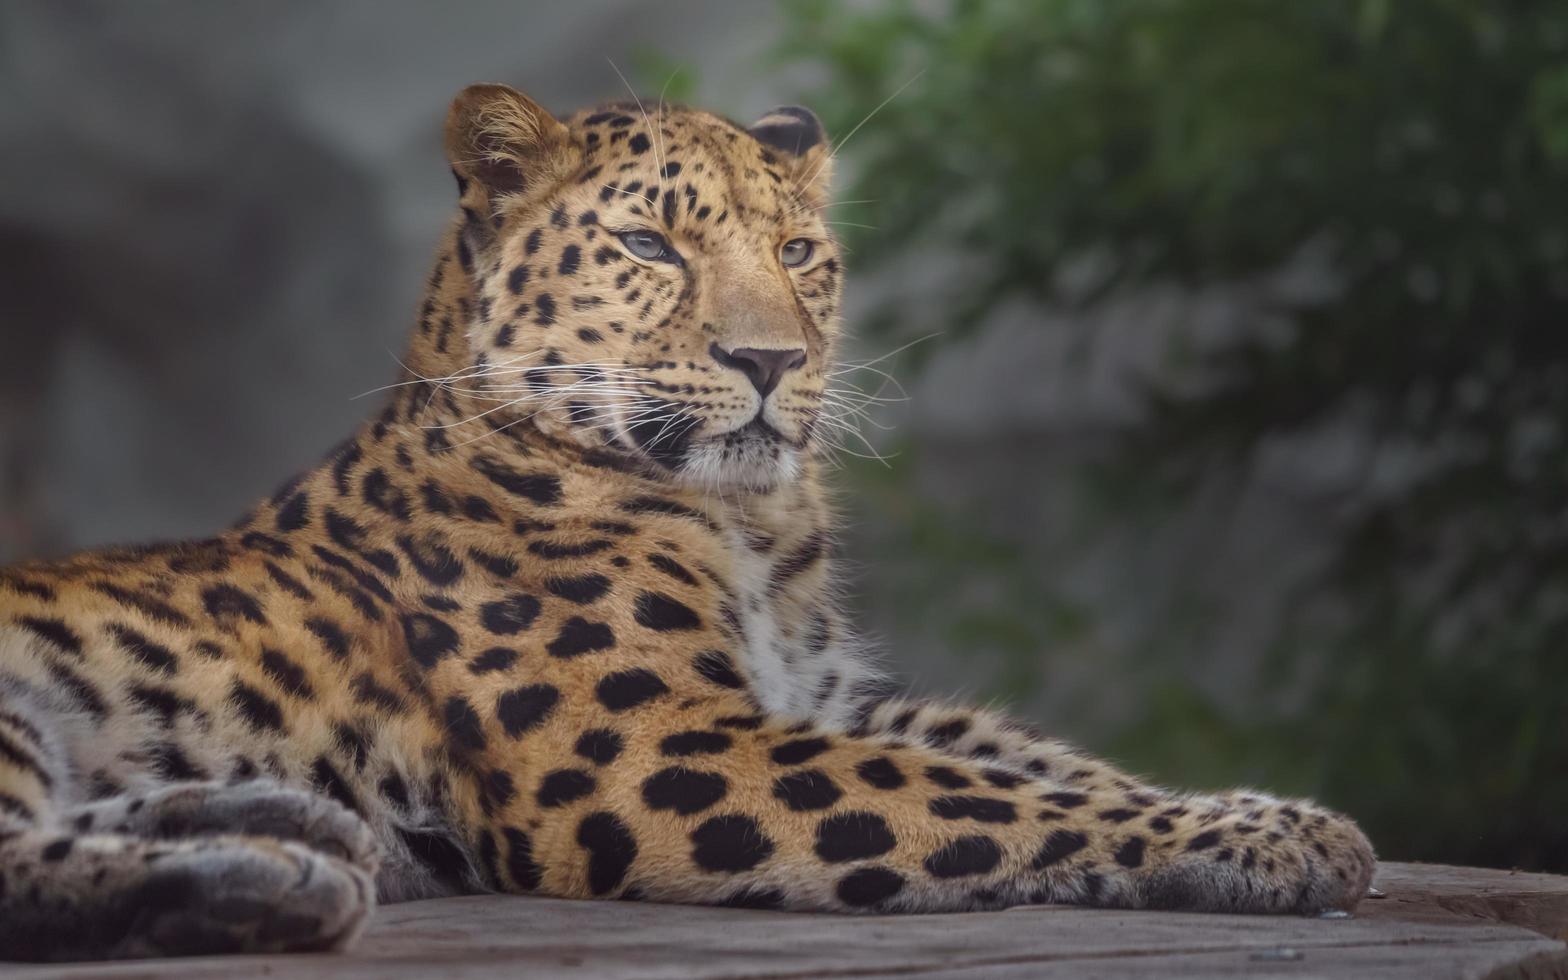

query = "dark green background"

[{"left": 762, "top": 0, "right": 1567, "bottom": 873}]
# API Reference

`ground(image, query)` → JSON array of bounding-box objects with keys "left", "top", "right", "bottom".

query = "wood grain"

[{"left": 4, "top": 862, "right": 1564, "bottom": 979}]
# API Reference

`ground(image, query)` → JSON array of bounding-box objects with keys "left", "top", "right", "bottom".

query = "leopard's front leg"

[
  {"left": 461, "top": 692, "right": 1374, "bottom": 914},
  {"left": 854, "top": 695, "right": 1377, "bottom": 906},
  {"left": 854, "top": 695, "right": 1115, "bottom": 785}
]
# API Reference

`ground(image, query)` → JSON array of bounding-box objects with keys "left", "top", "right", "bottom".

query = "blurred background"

[{"left": 1, "top": 1, "right": 1562, "bottom": 873}]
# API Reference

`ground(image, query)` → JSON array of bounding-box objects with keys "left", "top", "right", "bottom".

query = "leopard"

[{"left": 0, "top": 84, "right": 1376, "bottom": 962}]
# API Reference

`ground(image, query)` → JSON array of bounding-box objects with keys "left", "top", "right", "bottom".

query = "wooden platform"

[{"left": 5, "top": 863, "right": 1566, "bottom": 979}]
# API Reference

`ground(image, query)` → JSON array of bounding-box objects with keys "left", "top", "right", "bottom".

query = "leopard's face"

[{"left": 452, "top": 92, "right": 841, "bottom": 492}]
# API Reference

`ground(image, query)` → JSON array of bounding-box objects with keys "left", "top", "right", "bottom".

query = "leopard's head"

[{"left": 443, "top": 83, "right": 842, "bottom": 491}]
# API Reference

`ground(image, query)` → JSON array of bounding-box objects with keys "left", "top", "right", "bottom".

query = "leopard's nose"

[{"left": 709, "top": 343, "right": 807, "bottom": 398}]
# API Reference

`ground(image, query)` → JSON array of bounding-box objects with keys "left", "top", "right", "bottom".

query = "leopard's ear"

[
  {"left": 748, "top": 105, "right": 832, "bottom": 203},
  {"left": 445, "top": 84, "right": 580, "bottom": 197}
]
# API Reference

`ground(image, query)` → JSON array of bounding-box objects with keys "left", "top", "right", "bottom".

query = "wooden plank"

[
  {"left": 938, "top": 942, "right": 1567, "bottom": 979},
  {"left": 3, "top": 863, "right": 1565, "bottom": 979},
  {"left": 1364, "top": 864, "right": 1568, "bottom": 942}
]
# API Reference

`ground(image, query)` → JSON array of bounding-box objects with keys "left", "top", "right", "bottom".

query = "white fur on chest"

[
  {"left": 724, "top": 532, "right": 805, "bottom": 717},
  {"left": 721, "top": 528, "right": 879, "bottom": 729}
]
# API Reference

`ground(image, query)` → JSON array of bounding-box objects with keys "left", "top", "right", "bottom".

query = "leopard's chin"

[{"left": 674, "top": 422, "right": 805, "bottom": 491}]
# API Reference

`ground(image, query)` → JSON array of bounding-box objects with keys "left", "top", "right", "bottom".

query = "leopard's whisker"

[
  {"left": 608, "top": 57, "right": 667, "bottom": 182},
  {"left": 655, "top": 67, "right": 680, "bottom": 179},
  {"left": 354, "top": 349, "right": 546, "bottom": 399},
  {"left": 600, "top": 182, "right": 657, "bottom": 205},
  {"left": 575, "top": 401, "right": 673, "bottom": 433},
  {"left": 814, "top": 416, "right": 896, "bottom": 466},
  {"left": 643, "top": 404, "right": 697, "bottom": 450},
  {"left": 823, "top": 387, "right": 905, "bottom": 406},
  {"left": 832, "top": 332, "right": 942, "bottom": 374},
  {"left": 788, "top": 69, "right": 925, "bottom": 206},
  {"left": 821, "top": 406, "right": 896, "bottom": 433},
  {"left": 420, "top": 376, "right": 655, "bottom": 432}
]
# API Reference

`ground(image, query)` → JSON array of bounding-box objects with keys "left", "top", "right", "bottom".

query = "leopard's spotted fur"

[{"left": 0, "top": 85, "right": 1375, "bottom": 961}]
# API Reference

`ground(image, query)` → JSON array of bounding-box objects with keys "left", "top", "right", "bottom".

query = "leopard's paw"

[
  {"left": 1141, "top": 798, "right": 1374, "bottom": 914},
  {"left": 114, "top": 836, "right": 374, "bottom": 958},
  {"left": 75, "top": 779, "right": 381, "bottom": 872}
]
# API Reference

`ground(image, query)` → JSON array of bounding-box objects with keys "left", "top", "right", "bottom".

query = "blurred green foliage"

[{"left": 779, "top": 0, "right": 1568, "bottom": 871}]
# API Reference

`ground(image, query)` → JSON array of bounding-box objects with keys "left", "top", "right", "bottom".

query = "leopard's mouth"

[
  {"left": 726, "top": 417, "right": 787, "bottom": 445},
  {"left": 705, "top": 415, "right": 812, "bottom": 458},
  {"left": 610, "top": 405, "right": 807, "bottom": 488}
]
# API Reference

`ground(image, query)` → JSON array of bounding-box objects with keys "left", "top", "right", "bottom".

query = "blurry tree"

[{"left": 780, "top": 0, "right": 1568, "bottom": 871}]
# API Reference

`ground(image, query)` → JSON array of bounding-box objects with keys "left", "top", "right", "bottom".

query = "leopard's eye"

[
  {"left": 618, "top": 230, "right": 678, "bottom": 263},
  {"left": 781, "top": 238, "right": 815, "bottom": 268}
]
